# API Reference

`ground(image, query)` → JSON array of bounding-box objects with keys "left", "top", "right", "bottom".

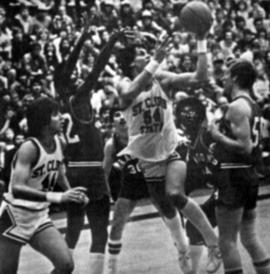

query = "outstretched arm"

[
  {"left": 158, "top": 36, "right": 209, "bottom": 92},
  {"left": 74, "top": 30, "right": 125, "bottom": 102}
]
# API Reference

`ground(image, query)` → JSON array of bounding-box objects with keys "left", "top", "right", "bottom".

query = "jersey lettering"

[
  {"left": 62, "top": 113, "right": 80, "bottom": 144},
  {"left": 251, "top": 116, "right": 260, "bottom": 148},
  {"left": 41, "top": 173, "right": 57, "bottom": 191}
]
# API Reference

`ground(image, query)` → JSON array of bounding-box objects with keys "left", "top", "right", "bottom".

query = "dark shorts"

[
  {"left": 67, "top": 167, "right": 109, "bottom": 200},
  {"left": 119, "top": 175, "right": 149, "bottom": 201},
  {"left": 215, "top": 167, "right": 259, "bottom": 210},
  {"left": 185, "top": 163, "right": 210, "bottom": 195}
]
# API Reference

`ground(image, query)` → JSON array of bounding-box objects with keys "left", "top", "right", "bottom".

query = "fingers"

[
  {"left": 72, "top": 186, "right": 87, "bottom": 193},
  {"left": 67, "top": 190, "right": 87, "bottom": 203}
]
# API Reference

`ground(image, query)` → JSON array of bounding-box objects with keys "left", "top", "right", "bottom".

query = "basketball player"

[
  {"left": 104, "top": 110, "right": 192, "bottom": 274},
  {"left": 0, "top": 97, "right": 87, "bottom": 274},
  {"left": 57, "top": 21, "right": 134, "bottom": 273},
  {"left": 209, "top": 59, "right": 270, "bottom": 274},
  {"left": 117, "top": 32, "right": 221, "bottom": 273},
  {"left": 175, "top": 97, "right": 218, "bottom": 274}
]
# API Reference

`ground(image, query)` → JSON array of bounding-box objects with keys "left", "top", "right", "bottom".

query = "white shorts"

[
  {"left": 139, "top": 150, "right": 182, "bottom": 183},
  {"left": 0, "top": 202, "right": 53, "bottom": 244}
]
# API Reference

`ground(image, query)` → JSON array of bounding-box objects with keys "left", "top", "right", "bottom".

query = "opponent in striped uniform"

[
  {"left": 210, "top": 59, "right": 270, "bottom": 274},
  {"left": 0, "top": 97, "right": 87, "bottom": 274}
]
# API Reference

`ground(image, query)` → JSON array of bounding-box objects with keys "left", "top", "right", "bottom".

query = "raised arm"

[
  {"left": 74, "top": 28, "right": 135, "bottom": 103},
  {"left": 158, "top": 36, "right": 209, "bottom": 92}
]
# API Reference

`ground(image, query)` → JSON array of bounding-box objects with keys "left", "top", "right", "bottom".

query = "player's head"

[
  {"left": 27, "top": 97, "right": 61, "bottom": 137},
  {"left": 112, "top": 109, "right": 127, "bottom": 134},
  {"left": 130, "top": 47, "right": 150, "bottom": 75},
  {"left": 223, "top": 59, "right": 257, "bottom": 95},
  {"left": 175, "top": 97, "right": 206, "bottom": 136}
]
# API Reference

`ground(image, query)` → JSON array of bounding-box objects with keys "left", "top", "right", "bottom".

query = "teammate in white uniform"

[
  {"left": 118, "top": 34, "right": 221, "bottom": 273},
  {"left": 0, "top": 97, "right": 87, "bottom": 274}
]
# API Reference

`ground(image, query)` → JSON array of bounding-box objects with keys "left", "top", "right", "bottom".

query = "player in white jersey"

[
  {"left": 118, "top": 33, "right": 221, "bottom": 273},
  {"left": 0, "top": 97, "right": 88, "bottom": 274}
]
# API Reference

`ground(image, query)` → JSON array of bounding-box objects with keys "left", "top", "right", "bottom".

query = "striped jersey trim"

[
  {"left": 145, "top": 176, "right": 165, "bottom": 183},
  {"left": 220, "top": 163, "right": 252, "bottom": 169},
  {"left": 67, "top": 161, "right": 102, "bottom": 167}
]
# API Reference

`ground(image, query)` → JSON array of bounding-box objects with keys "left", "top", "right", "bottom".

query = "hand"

[
  {"left": 81, "top": 12, "right": 94, "bottom": 36},
  {"left": 61, "top": 186, "right": 88, "bottom": 203},
  {"left": 153, "top": 33, "right": 172, "bottom": 63}
]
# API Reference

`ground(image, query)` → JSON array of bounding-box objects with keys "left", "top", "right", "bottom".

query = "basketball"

[{"left": 179, "top": 1, "right": 212, "bottom": 36}]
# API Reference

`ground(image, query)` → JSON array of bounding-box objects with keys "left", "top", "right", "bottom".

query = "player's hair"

[
  {"left": 26, "top": 97, "right": 59, "bottom": 137},
  {"left": 229, "top": 59, "right": 257, "bottom": 90},
  {"left": 175, "top": 96, "right": 206, "bottom": 129}
]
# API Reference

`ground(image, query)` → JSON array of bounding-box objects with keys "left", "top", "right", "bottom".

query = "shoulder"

[
  {"left": 16, "top": 140, "right": 39, "bottom": 165},
  {"left": 228, "top": 98, "right": 252, "bottom": 119}
]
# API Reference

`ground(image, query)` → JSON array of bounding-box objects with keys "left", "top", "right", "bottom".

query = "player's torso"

[
  {"left": 121, "top": 79, "right": 179, "bottom": 161},
  {"left": 214, "top": 96, "right": 261, "bottom": 168},
  {"left": 62, "top": 111, "right": 104, "bottom": 167},
  {"left": 6, "top": 136, "right": 63, "bottom": 210}
]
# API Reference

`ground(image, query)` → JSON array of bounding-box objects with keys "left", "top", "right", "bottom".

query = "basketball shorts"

[
  {"left": 67, "top": 167, "right": 109, "bottom": 200},
  {"left": 119, "top": 174, "right": 149, "bottom": 201},
  {"left": 215, "top": 167, "right": 259, "bottom": 209},
  {"left": 0, "top": 202, "right": 53, "bottom": 244},
  {"left": 138, "top": 149, "right": 183, "bottom": 183}
]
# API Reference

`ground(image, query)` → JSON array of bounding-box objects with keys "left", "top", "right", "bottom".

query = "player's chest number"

[{"left": 143, "top": 107, "right": 161, "bottom": 125}]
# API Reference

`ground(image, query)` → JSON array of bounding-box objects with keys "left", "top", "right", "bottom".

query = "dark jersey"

[
  {"left": 62, "top": 103, "right": 104, "bottom": 168},
  {"left": 213, "top": 95, "right": 261, "bottom": 169}
]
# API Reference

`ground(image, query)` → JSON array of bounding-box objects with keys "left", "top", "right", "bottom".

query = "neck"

[{"left": 231, "top": 86, "right": 250, "bottom": 100}]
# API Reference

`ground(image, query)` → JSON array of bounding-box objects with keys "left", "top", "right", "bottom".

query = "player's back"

[{"left": 62, "top": 111, "right": 104, "bottom": 168}]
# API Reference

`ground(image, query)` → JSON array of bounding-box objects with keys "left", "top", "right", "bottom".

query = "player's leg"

[
  {"left": 147, "top": 179, "right": 191, "bottom": 274},
  {"left": 216, "top": 205, "right": 243, "bottom": 274},
  {"left": 186, "top": 194, "right": 217, "bottom": 274},
  {"left": 166, "top": 159, "right": 221, "bottom": 273},
  {"left": 107, "top": 197, "right": 137, "bottom": 274},
  {"left": 85, "top": 195, "right": 110, "bottom": 274},
  {"left": 29, "top": 226, "right": 74, "bottom": 274},
  {"left": 65, "top": 201, "right": 85, "bottom": 254},
  {"left": 241, "top": 209, "right": 270, "bottom": 274},
  {"left": 0, "top": 234, "right": 22, "bottom": 274}
]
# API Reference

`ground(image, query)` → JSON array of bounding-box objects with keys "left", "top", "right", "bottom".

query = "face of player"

[
  {"left": 113, "top": 111, "right": 128, "bottom": 134},
  {"left": 50, "top": 111, "right": 63, "bottom": 134}
]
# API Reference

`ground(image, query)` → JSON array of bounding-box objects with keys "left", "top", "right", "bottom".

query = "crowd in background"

[{"left": 1, "top": 0, "right": 270, "bottom": 187}]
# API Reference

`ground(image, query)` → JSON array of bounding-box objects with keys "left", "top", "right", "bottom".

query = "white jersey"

[
  {"left": 4, "top": 136, "right": 64, "bottom": 211},
  {"left": 118, "top": 79, "right": 179, "bottom": 162}
]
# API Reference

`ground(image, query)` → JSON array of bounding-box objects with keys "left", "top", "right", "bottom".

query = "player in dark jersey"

[
  {"left": 209, "top": 59, "right": 270, "bottom": 274},
  {"left": 175, "top": 96, "right": 219, "bottom": 274},
  {"left": 56, "top": 15, "right": 135, "bottom": 273}
]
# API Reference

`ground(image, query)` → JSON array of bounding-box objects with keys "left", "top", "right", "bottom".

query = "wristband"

[
  {"left": 144, "top": 59, "right": 160, "bottom": 75},
  {"left": 197, "top": 39, "right": 207, "bottom": 53},
  {"left": 46, "top": 192, "right": 63, "bottom": 203}
]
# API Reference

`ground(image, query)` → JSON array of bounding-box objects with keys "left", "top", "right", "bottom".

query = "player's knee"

[
  {"left": 54, "top": 256, "right": 74, "bottom": 273},
  {"left": 169, "top": 193, "right": 188, "bottom": 210}
]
